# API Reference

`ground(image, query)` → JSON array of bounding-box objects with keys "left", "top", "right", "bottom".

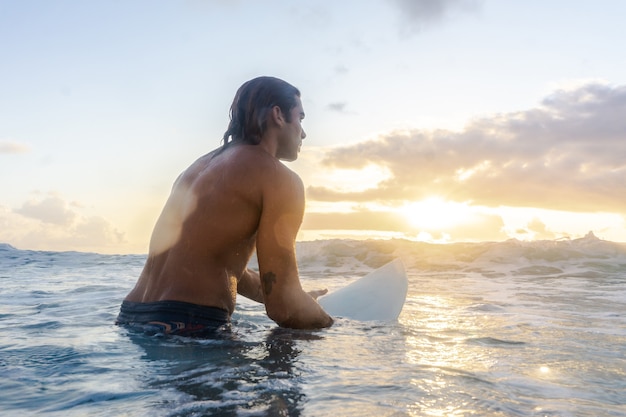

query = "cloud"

[
  {"left": 303, "top": 209, "right": 407, "bottom": 232},
  {"left": 447, "top": 212, "right": 507, "bottom": 241},
  {"left": 2, "top": 195, "right": 126, "bottom": 252},
  {"left": 15, "top": 195, "right": 77, "bottom": 226},
  {"left": 526, "top": 217, "right": 556, "bottom": 239},
  {"left": 508, "top": 217, "right": 565, "bottom": 241},
  {"left": 308, "top": 83, "right": 626, "bottom": 214},
  {"left": 0, "top": 140, "right": 31, "bottom": 154},
  {"left": 327, "top": 102, "right": 349, "bottom": 113},
  {"left": 334, "top": 65, "right": 349, "bottom": 75},
  {"left": 72, "top": 216, "right": 126, "bottom": 247},
  {"left": 301, "top": 206, "right": 508, "bottom": 242},
  {"left": 390, "top": 0, "right": 482, "bottom": 34}
]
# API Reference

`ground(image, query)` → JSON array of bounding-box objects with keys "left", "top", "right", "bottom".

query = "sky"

[{"left": 1, "top": 0, "right": 626, "bottom": 254}]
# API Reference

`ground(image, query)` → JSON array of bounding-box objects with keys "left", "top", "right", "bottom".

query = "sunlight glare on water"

[{"left": 1, "top": 237, "right": 625, "bottom": 416}]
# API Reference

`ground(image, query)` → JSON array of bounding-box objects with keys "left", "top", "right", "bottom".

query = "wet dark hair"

[{"left": 222, "top": 76, "right": 301, "bottom": 148}]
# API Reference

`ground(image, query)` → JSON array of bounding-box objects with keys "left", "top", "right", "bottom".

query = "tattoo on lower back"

[{"left": 261, "top": 272, "right": 277, "bottom": 296}]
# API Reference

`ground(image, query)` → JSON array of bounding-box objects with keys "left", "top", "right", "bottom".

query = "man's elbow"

[
  {"left": 265, "top": 305, "right": 333, "bottom": 329},
  {"left": 265, "top": 304, "right": 292, "bottom": 327}
]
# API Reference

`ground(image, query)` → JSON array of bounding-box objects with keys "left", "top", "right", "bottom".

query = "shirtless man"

[{"left": 116, "top": 76, "right": 333, "bottom": 336}]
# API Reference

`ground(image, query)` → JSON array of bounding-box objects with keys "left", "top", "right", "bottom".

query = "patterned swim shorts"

[{"left": 116, "top": 300, "right": 230, "bottom": 337}]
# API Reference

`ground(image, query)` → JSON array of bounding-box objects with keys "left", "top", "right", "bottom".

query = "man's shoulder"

[
  {"left": 190, "top": 145, "right": 301, "bottom": 187},
  {"left": 232, "top": 145, "right": 300, "bottom": 177}
]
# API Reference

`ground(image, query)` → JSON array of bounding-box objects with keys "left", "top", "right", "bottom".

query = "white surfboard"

[{"left": 317, "top": 258, "right": 408, "bottom": 321}]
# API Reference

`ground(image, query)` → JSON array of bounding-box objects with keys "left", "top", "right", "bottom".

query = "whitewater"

[{"left": 1, "top": 234, "right": 625, "bottom": 416}]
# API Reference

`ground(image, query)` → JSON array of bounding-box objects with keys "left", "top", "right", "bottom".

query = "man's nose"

[{"left": 301, "top": 129, "right": 307, "bottom": 140}]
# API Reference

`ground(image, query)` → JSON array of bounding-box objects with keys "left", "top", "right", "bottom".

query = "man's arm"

[
  {"left": 256, "top": 169, "right": 333, "bottom": 329},
  {"left": 237, "top": 267, "right": 329, "bottom": 305},
  {"left": 237, "top": 268, "right": 264, "bottom": 303}
]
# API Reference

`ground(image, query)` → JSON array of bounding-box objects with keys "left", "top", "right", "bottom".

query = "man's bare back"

[{"left": 118, "top": 77, "right": 333, "bottom": 333}]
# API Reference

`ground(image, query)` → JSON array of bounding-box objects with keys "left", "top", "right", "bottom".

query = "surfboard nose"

[{"left": 318, "top": 258, "right": 408, "bottom": 321}]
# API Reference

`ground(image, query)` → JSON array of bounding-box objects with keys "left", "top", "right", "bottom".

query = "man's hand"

[{"left": 307, "top": 288, "right": 328, "bottom": 300}]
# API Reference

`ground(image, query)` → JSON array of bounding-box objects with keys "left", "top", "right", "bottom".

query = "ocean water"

[{"left": 1, "top": 235, "right": 625, "bottom": 417}]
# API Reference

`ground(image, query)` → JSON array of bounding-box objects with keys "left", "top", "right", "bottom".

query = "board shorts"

[{"left": 116, "top": 300, "right": 230, "bottom": 337}]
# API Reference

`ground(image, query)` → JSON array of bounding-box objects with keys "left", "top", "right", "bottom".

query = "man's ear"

[{"left": 270, "top": 105, "right": 285, "bottom": 127}]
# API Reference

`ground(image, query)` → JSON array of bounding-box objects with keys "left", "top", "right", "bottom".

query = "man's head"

[{"left": 222, "top": 76, "right": 301, "bottom": 148}]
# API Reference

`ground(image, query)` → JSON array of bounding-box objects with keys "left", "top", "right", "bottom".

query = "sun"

[{"left": 400, "top": 197, "right": 471, "bottom": 230}]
